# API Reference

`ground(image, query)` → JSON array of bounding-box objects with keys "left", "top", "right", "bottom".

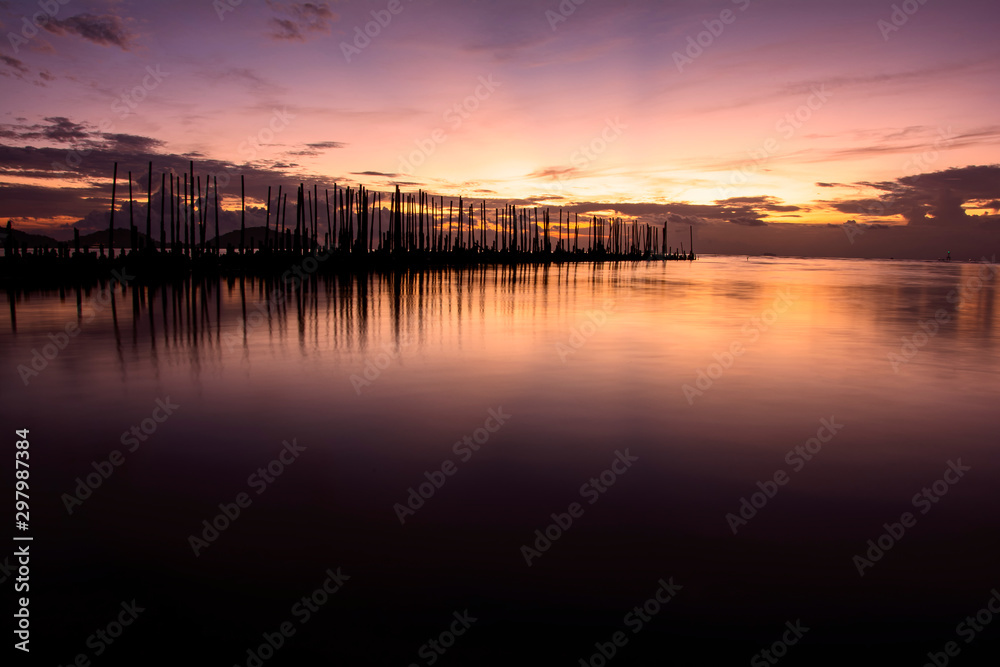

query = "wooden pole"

[
  {"left": 240, "top": 175, "right": 246, "bottom": 254},
  {"left": 159, "top": 172, "right": 165, "bottom": 250},
  {"left": 146, "top": 161, "right": 152, "bottom": 246},
  {"left": 214, "top": 177, "right": 220, "bottom": 255},
  {"left": 264, "top": 185, "right": 272, "bottom": 250},
  {"left": 128, "top": 171, "right": 134, "bottom": 251},
  {"left": 108, "top": 162, "right": 117, "bottom": 255}
]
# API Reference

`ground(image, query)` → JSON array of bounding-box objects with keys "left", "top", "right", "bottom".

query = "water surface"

[{"left": 4, "top": 256, "right": 998, "bottom": 664}]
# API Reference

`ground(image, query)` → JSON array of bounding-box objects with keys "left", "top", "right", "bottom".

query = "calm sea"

[{"left": 3, "top": 255, "right": 998, "bottom": 664}]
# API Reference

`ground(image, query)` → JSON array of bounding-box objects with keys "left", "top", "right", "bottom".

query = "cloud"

[
  {"left": 285, "top": 140, "right": 345, "bottom": 156},
  {"left": 666, "top": 213, "right": 705, "bottom": 226},
  {"left": 729, "top": 217, "right": 767, "bottom": 227},
  {"left": 833, "top": 164, "right": 1000, "bottom": 227},
  {"left": 526, "top": 166, "right": 578, "bottom": 180},
  {"left": 266, "top": 2, "right": 337, "bottom": 41},
  {"left": 0, "top": 116, "right": 92, "bottom": 144},
  {"left": 715, "top": 195, "right": 800, "bottom": 215},
  {"left": 0, "top": 54, "right": 29, "bottom": 78},
  {"left": 43, "top": 14, "right": 136, "bottom": 50},
  {"left": 106, "top": 134, "right": 166, "bottom": 154},
  {"left": 306, "top": 141, "right": 344, "bottom": 150}
]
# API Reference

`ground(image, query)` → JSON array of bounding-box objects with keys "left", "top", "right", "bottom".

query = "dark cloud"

[
  {"left": 43, "top": 14, "right": 136, "bottom": 50},
  {"left": 835, "top": 164, "right": 1000, "bottom": 227},
  {"left": 352, "top": 171, "right": 397, "bottom": 177},
  {"left": 269, "top": 18, "right": 302, "bottom": 40},
  {"left": 715, "top": 195, "right": 802, "bottom": 215},
  {"left": 526, "top": 166, "right": 578, "bottom": 180},
  {"left": 267, "top": 2, "right": 337, "bottom": 41},
  {"left": 287, "top": 140, "right": 345, "bottom": 156},
  {"left": 717, "top": 196, "right": 772, "bottom": 205},
  {"left": 0, "top": 117, "right": 92, "bottom": 144},
  {"left": 716, "top": 195, "right": 800, "bottom": 212},
  {"left": 0, "top": 54, "right": 29, "bottom": 76},
  {"left": 666, "top": 213, "right": 705, "bottom": 226},
  {"left": 106, "top": 134, "right": 166, "bottom": 154},
  {"left": 729, "top": 217, "right": 767, "bottom": 227}
]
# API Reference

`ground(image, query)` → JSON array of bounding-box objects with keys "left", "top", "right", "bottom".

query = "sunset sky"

[{"left": 1, "top": 0, "right": 999, "bottom": 256}]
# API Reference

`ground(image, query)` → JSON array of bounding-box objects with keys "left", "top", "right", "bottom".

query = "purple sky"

[{"left": 1, "top": 0, "right": 999, "bottom": 257}]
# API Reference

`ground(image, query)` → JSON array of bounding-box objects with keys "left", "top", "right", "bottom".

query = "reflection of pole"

[{"left": 690, "top": 225, "right": 694, "bottom": 259}]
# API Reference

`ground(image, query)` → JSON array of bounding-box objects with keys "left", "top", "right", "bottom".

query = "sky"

[{"left": 1, "top": 0, "right": 999, "bottom": 257}]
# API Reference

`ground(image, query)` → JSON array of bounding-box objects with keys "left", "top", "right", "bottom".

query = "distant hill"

[
  {"left": 215, "top": 226, "right": 270, "bottom": 248},
  {"left": 2, "top": 225, "right": 295, "bottom": 250},
  {"left": 77, "top": 228, "right": 155, "bottom": 249},
  {"left": 0, "top": 227, "right": 59, "bottom": 248}
]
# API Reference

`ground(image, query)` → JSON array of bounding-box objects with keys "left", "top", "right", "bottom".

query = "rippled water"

[{"left": 3, "top": 256, "right": 999, "bottom": 664}]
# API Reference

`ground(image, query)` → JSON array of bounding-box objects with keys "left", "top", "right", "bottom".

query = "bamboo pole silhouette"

[
  {"left": 108, "top": 162, "right": 117, "bottom": 256},
  {"left": 265, "top": 185, "right": 272, "bottom": 251},
  {"left": 128, "top": 171, "right": 134, "bottom": 251},
  {"left": 169, "top": 173, "right": 174, "bottom": 248},
  {"left": 146, "top": 161, "right": 152, "bottom": 247},
  {"left": 240, "top": 175, "right": 246, "bottom": 255},
  {"left": 189, "top": 161, "right": 195, "bottom": 257},
  {"left": 214, "top": 176, "right": 220, "bottom": 255},
  {"left": 159, "top": 172, "right": 166, "bottom": 250},
  {"left": 183, "top": 173, "right": 189, "bottom": 253}
]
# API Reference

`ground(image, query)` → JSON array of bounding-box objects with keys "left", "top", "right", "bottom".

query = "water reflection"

[{"left": 3, "top": 257, "right": 1000, "bottom": 663}]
